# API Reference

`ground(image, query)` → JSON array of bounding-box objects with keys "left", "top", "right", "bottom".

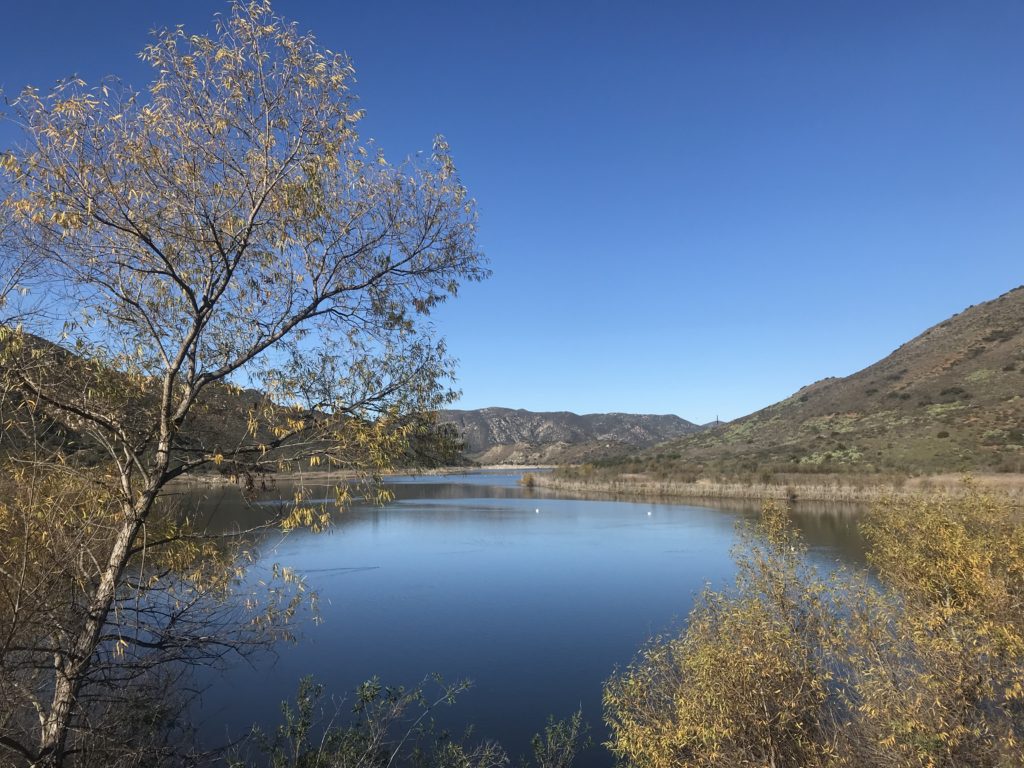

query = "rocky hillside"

[
  {"left": 438, "top": 407, "right": 701, "bottom": 464},
  {"left": 591, "top": 285, "right": 1024, "bottom": 478}
]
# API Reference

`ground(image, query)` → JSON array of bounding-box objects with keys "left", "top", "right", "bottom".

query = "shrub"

[
  {"left": 604, "top": 503, "right": 841, "bottom": 768},
  {"left": 850, "top": 490, "right": 1024, "bottom": 765},
  {"left": 605, "top": 490, "right": 1024, "bottom": 768},
  {"left": 243, "top": 676, "right": 587, "bottom": 768}
]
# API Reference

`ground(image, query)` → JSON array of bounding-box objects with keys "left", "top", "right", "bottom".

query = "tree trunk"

[{"left": 34, "top": 512, "right": 143, "bottom": 767}]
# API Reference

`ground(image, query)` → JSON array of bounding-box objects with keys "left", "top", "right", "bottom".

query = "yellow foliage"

[
  {"left": 606, "top": 502, "right": 842, "bottom": 768},
  {"left": 605, "top": 491, "right": 1024, "bottom": 768},
  {"left": 0, "top": 0, "right": 484, "bottom": 757}
]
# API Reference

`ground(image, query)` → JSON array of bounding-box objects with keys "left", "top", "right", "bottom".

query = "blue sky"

[{"left": 2, "top": 1, "right": 1022, "bottom": 423}]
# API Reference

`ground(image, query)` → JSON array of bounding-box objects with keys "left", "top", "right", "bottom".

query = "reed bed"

[{"left": 534, "top": 472, "right": 1024, "bottom": 505}]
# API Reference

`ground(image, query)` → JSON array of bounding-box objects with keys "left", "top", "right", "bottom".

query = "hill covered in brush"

[
  {"left": 437, "top": 407, "right": 702, "bottom": 464},
  {"left": 584, "top": 286, "right": 1024, "bottom": 479},
  {"left": 0, "top": 332, "right": 462, "bottom": 475}
]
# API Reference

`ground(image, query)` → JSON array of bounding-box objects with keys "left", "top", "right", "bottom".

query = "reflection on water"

[
  {"left": 695, "top": 498, "right": 868, "bottom": 564},
  {"left": 189, "top": 472, "right": 866, "bottom": 767}
]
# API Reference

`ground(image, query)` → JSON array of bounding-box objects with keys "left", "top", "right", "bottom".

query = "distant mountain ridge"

[
  {"left": 609, "top": 285, "right": 1024, "bottom": 477},
  {"left": 438, "top": 407, "right": 702, "bottom": 464}
]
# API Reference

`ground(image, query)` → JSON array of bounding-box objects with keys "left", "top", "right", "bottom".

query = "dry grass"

[{"left": 534, "top": 472, "right": 1024, "bottom": 505}]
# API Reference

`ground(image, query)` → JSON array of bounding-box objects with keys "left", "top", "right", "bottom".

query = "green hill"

[{"left": 590, "top": 285, "right": 1024, "bottom": 479}]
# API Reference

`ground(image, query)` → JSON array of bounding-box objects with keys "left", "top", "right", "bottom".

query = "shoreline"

[
  {"left": 171, "top": 464, "right": 1024, "bottom": 506},
  {"left": 169, "top": 464, "right": 555, "bottom": 487},
  {"left": 528, "top": 471, "right": 1024, "bottom": 505}
]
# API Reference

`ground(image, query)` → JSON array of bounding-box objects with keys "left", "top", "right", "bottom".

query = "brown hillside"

[
  {"left": 608, "top": 286, "right": 1024, "bottom": 476},
  {"left": 438, "top": 407, "right": 702, "bottom": 464}
]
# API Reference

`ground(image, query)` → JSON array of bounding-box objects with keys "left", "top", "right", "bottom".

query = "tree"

[{"left": 0, "top": 2, "right": 486, "bottom": 764}]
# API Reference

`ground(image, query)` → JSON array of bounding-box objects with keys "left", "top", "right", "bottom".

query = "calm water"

[{"left": 188, "top": 471, "right": 864, "bottom": 766}]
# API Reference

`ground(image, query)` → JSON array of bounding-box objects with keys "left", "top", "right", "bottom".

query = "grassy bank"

[
  {"left": 171, "top": 463, "right": 555, "bottom": 488},
  {"left": 533, "top": 470, "right": 1024, "bottom": 505}
]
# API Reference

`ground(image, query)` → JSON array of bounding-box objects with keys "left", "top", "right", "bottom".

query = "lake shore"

[
  {"left": 528, "top": 471, "right": 1024, "bottom": 505},
  {"left": 170, "top": 464, "right": 1024, "bottom": 507},
  {"left": 170, "top": 464, "right": 556, "bottom": 487}
]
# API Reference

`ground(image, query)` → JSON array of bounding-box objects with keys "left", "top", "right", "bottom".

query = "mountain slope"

[
  {"left": 438, "top": 407, "right": 701, "bottom": 464},
  {"left": 0, "top": 332, "right": 462, "bottom": 472},
  {"left": 608, "top": 286, "right": 1024, "bottom": 476}
]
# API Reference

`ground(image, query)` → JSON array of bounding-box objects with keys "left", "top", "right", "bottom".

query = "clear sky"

[{"left": 2, "top": 1, "right": 1022, "bottom": 423}]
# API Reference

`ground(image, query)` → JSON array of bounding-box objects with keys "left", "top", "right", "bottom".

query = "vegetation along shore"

[{"left": 530, "top": 469, "right": 1024, "bottom": 505}]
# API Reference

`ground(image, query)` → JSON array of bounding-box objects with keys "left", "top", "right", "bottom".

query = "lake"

[{"left": 188, "top": 471, "right": 865, "bottom": 766}]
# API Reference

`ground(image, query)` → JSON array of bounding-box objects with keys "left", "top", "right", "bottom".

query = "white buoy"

[
  {"left": 647, "top": 510, "right": 652, "bottom": 516},
  {"left": 535, "top": 508, "right": 540, "bottom": 514}
]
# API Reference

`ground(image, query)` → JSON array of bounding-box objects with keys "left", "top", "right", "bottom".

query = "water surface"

[{"left": 191, "top": 471, "right": 864, "bottom": 765}]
